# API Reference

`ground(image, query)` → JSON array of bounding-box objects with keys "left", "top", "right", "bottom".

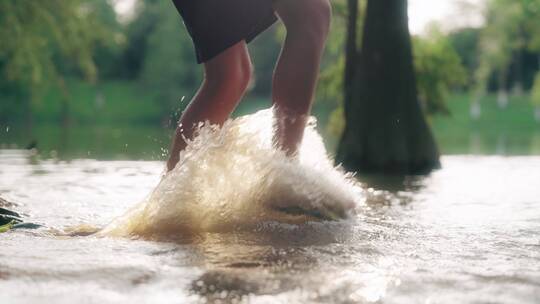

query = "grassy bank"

[
  {"left": 11, "top": 79, "right": 337, "bottom": 127},
  {"left": 431, "top": 93, "right": 540, "bottom": 155},
  {"left": 30, "top": 80, "right": 163, "bottom": 125},
  {"left": 2, "top": 81, "right": 540, "bottom": 159}
]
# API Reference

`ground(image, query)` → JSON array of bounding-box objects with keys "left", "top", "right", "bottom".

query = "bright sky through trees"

[
  {"left": 113, "top": 0, "right": 486, "bottom": 35},
  {"left": 408, "top": 0, "right": 485, "bottom": 34}
]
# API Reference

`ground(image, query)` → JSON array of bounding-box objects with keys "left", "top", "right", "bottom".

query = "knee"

[
  {"left": 308, "top": 0, "right": 332, "bottom": 40},
  {"left": 204, "top": 51, "right": 252, "bottom": 95},
  {"left": 230, "top": 55, "right": 253, "bottom": 93},
  {"left": 279, "top": 0, "right": 332, "bottom": 45}
]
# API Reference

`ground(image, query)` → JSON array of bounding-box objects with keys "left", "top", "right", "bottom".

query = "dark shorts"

[{"left": 171, "top": 0, "right": 278, "bottom": 64}]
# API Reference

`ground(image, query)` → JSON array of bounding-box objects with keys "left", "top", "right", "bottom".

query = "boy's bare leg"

[
  {"left": 271, "top": 0, "right": 331, "bottom": 156},
  {"left": 167, "top": 42, "right": 252, "bottom": 171}
]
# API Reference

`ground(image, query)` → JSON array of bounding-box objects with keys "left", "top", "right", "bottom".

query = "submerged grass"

[{"left": 0, "top": 220, "right": 14, "bottom": 233}]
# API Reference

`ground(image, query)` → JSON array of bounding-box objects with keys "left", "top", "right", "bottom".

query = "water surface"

[{"left": 1, "top": 149, "right": 539, "bottom": 303}]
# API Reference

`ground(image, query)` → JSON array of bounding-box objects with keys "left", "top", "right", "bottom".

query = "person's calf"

[
  {"left": 270, "top": 0, "right": 331, "bottom": 156},
  {"left": 167, "top": 42, "right": 252, "bottom": 172}
]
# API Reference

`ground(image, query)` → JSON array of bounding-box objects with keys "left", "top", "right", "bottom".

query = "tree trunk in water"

[{"left": 337, "top": 0, "right": 440, "bottom": 175}]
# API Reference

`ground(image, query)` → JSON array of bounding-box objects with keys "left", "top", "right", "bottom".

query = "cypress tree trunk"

[{"left": 337, "top": 0, "right": 440, "bottom": 175}]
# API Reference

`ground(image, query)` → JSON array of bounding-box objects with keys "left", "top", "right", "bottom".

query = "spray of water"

[{"left": 98, "top": 109, "right": 361, "bottom": 239}]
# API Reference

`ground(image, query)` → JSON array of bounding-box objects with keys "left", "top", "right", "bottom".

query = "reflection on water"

[
  {"left": 1, "top": 148, "right": 539, "bottom": 303},
  {"left": 0, "top": 124, "right": 171, "bottom": 160},
  {"left": 2, "top": 121, "right": 540, "bottom": 160},
  {"left": 433, "top": 128, "right": 540, "bottom": 156}
]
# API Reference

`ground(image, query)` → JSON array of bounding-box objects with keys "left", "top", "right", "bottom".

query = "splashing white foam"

[{"left": 98, "top": 109, "right": 362, "bottom": 239}]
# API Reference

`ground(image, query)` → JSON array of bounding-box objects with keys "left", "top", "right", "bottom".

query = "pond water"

[
  {"left": 1, "top": 156, "right": 539, "bottom": 303},
  {"left": 1, "top": 112, "right": 539, "bottom": 303}
]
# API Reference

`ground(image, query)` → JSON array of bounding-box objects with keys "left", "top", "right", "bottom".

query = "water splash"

[{"left": 98, "top": 109, "right": 361, "bottom": 239}]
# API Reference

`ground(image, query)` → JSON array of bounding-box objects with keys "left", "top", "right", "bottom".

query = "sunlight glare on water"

[{"left": 0, "top": 109, "right": 539, "bottom": 303}]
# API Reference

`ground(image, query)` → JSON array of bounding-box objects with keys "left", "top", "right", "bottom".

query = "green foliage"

[
  {"left": 474, "top": 0, "right": 540, "bottom": 96},
  {"left": 532, "top": 72, "right": 540, "bottom": 106},
  {"left": 521, "top": 0, "right": 540, "bottom": 52},
  {"left": 0, "top": 0, "right": 286, "bottom": 125},
  {"left": 89, "top": 1, "right": 125, "bottom": 80},
  {"left": 0, "top": 0, "right": 119, "bottom": 125},
  {"left": 0, "top": 80, "right": 28, "bottom": 123},
  {"left": 120, "top": 0, "right": 164, "bottom": 79},
  {"left": 317, "top": 0, "right": 362, "bottom": 104},
  {"left": 0, "top": 0, "right": 115, "bottom": 91},
  {"left": 448, "top": 28, "right": 480, "bottom": 85},
  {"left": 413, "top": 29, "right": 467, "bottom": 115},
  {"left": 318, "top": 56, "right": 345, "bottom": 105},
  {"left": 35, "top": 79, "right": 162, "bottom": 124},
  {"left": 137, "top": 0, "right": 201, "bottom": 119},
  {"left": 0, "top": 220, "right": 14, "bottom": 233},
  {"left": 317, "top": 0, "right": 363, "bottom": 139}
]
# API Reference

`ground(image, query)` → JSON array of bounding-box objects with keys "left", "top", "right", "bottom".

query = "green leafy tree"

[
  {"left": 532, "top": 72, "right": 540, "bottom": 121},
  {"left": 448, "top": 28, "right": 481, "bottom": 82},
  {"left": 413, "top": 29, "right": 467, "bottom": 115},
  {"left": 119, "top": 0, "right": 163, "bottom": 80},
  {"left": 474, "top": 0, "right": 540, "bottom": 109},
  {"left": 0, "top": 0, "right": 116, "bottom": 124}
]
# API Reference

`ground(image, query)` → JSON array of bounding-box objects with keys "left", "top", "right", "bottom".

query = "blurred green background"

[{"left": 1, "top": 0, "right": 540, "bottom": 160}]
